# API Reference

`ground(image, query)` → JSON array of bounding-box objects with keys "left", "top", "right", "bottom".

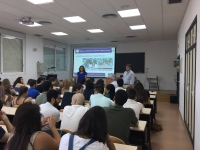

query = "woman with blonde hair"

[{"left": 61, "top": 79, "right": 72, "bottom": 94}]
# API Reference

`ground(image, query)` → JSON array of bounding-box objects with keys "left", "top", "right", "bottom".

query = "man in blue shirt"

[
  {"left": 123, "top": 64, "right": 134, "bottom": 85},
  {"left": 27, "top": 79, "right": 40, "bottom": 99}
]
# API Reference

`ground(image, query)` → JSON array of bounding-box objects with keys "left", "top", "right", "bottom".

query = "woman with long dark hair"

[
  {"left": 105, "top": 84, "right": 115, "bottom": 101},
  {"left": 0, "top": 85, "right": 15, "bottom": 107},
  {"left": 13, "top": 77, "right": 24, "bottom": 88},
  {"left": 59, "top": 106, "right": 116, "bottom": 150},
  {"left": 13, "top": 86, "right": 32, "bottom": 107},
  {"left": 5, "top": 103, "right": 61, "bottom": 150},
  {"left": 76, "top": 65, "right": 87, "bottom": 84},
  {"left": 134, "top": 80, "right": 150, "bottom": 105}
]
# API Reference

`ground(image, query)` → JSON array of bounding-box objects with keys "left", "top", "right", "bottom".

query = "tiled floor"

[{"left": 151, "top": 101, "right": 193, "bottom": 150}]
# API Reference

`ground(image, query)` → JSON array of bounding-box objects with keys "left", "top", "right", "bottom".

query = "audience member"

[
  {"left": 60, "top": 93, "right": 88, "bottom": 132},
  {"left": 5, "top": 102, "right": 60, "bottom": 150},
  {"left": 36, "top": 81, "right": 52, "bottom": 105},
  {"left": 104, "top": 90, "right": 138, "bottom": 144},
  {"left": 27, "top": 80, "right": 40, "bottom": 99},
  {"left": 0, "top": 100, "right": 14, "bottom": 143},
  {"left": 40, "top": 90, "right": 61, "bottom": 130},
  {"left": 83, "top": 79, "right": 94, "bottom": 100},
  {"left": 1, "top": 79, "right": 10, "bottom": 86},
  {"left": 61, "top": 79, "right": 72, "bottom": 95},
  {"left": 80, "top": 78, "right": 86, "bottom": 90},
  {"left": 0, "top": 85, "right": 15, "bottom": 107},
  {"left": 109, "top": 74, "right": 118, "bottom": 88},
  {"left": 90, "top": 86, "right": 114, "bottom": 107},
  {"left": 49, "top": 77, "right": 56, "bottom": 86},
  {"left": 61, "top": 83, "right": 83, "bottom": 109},
  {"left": 13, "top": 77, "right": 24, "bottom": 92},
  {"left": 26, "top": 79, "right": 33, "bottom": 89},
  {"left": 96, "top": 79, "right": 105, "bottom": 94},
  {"left": 134, "top": 80, "right": 150, "bottom": 105},
  {"left": 115, "top": 78, "right": 125, "bottom": 92},
  {"left": 36, "top": 77, "right": 44, "bottom": 93},
  {"left": 123, "top": 86, "right": 144, "bottom": 119},
  {"left": 13, "top": 86, "right": 32, "bottom": 107},
  {"left": 104, "top": 84, "right": 115, "bottom": 101},
  {"left": 59, "top": 106, "right": 115, "bottom": 150}
]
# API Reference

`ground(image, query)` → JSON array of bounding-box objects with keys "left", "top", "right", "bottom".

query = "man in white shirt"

[
  {"left": 115, "top": 78, "right": 125, "bottom": 92},
  {"left": 122, "top": 64, "right": 134, "bottom": 85},
  {"left": 60, "top": 93, "right": 88, "bottom": 131},
  {"left": 40, "top": 89, "right": 61, "bottom": 130},
  {"left": 123, "top": 86, "right": 144, "bottom": 119},
  {"left": 90, "top": 85, "right": 114, "bottom": 107},
  {"left": 109, "top": 74, "right": 118, "bottom": 88}
]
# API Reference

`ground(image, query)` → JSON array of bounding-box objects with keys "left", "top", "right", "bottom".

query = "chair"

[
  {"left": 147, "top": 76, "right": 159, "bottom": 91},
  {"left": 110, "top": 136, "right": 125, "bottom": 144},
  {"left": 62, "top": 129, "right": 73, "bottom": 134}
]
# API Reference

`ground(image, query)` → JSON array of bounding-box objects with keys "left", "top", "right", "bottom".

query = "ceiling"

[{"left": 0, "top": 0, "right": 190, "bottom": 44}]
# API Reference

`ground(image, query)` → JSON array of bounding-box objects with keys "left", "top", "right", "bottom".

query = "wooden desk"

[
  {"left": 150, "top": 95, "right": 157, "bottom": 113},
  {"left": 130, "top": 121, "right": 147, "bottom": 150},
  {"left": 2, "top": 107, "right": 17, "bottom": 116},
  {"left": 149, "top": 91, "right": 157, "bottom": 95},
  {"left": 114, "top": 143, "right": 138, "bottom": 150},
  {"left": 140, "top": 108, "right": 151, "bottom": 143},
  {"left": 0, "top": 125, "right": 7, "bottom": 132}
]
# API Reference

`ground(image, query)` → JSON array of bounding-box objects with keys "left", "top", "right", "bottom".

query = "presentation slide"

[{"left": 73, "top": 47, "right": 116, "bottom": 77}]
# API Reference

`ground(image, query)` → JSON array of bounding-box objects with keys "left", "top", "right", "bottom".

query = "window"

[
  {"left": 43, "top": 44, "right": 66, "bottom": 72},
  {"left": 0, "top": 35, "right": 24, "bottom": 73}
]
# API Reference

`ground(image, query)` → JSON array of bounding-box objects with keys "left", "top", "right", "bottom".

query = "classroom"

[{"left": 0, "top": 0, "right": 199, "bottom": 150}]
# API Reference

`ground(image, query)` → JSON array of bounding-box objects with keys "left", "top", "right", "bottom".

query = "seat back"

[{"left": 110, "top": 136, "right": 125, "bottom": 144}]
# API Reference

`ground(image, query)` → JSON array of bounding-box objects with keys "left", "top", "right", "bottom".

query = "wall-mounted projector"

[{"left": 20, "top": 17, "right": 34, "bottom": 25}]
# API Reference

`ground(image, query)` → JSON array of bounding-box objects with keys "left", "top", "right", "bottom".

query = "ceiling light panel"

[
  {"left": 118, "top": 9, "right": 140, "bottom": 18},
  {"left": 87, "top": 29, "right": 104, "bottom": 33},
  {"left": 19, "top": 22, "right": 42, "bottom": 27},
  {"left": 51, "top": 32, "right": 68, "bottom": 36},
  {"left": 27, "top": 0, "right": 54, "bottom": 5},
  {"left": 130, "top": 25, "right": 146, "bottom": 30},
  {"left": 63, "top": 16, "right": 86, "bottom": 23}
]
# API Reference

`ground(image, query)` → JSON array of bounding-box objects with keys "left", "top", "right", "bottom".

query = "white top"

[
  {"left": 60, "top": 105, "right": 88, "bottom": 132},
  {"left": 90, "top": 93, "right": 114, "bottom": 107},
  {"left": 123, "top": 70, "right": 134, "bottom": 85},
  {"left": 40, "top": 102, "right": 60, "bottom": 130},
  {"left": 69, "top": 86, "right": 73, "bottom": 92},
  {"left": 110, "top": 81, "right": 118, "bottom": 88},
  {"left": 123, "top": 99, "right": 144, "bottom": 119},
  {"left": 59, "top": 133, "right": 109, "bottom": 150},
  {"left": 115, "top": 87, "right": 125, "bottom": 92}
]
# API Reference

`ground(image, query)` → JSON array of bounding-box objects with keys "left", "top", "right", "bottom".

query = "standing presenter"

[{"left": 76, "top": 65, "right": 87, "bottom": 84}]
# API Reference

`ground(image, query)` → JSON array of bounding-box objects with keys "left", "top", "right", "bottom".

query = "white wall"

[
  {"left": 71, "top": 40, "right": 177, "bottom": 90},
  {"left": 177, "top": 0, "right": 200, "bottom": 149},
  {"left": 0, "top": 34, "right": 70, "bottom": 84}
]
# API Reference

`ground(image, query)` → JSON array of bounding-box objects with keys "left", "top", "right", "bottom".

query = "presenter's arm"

[{"left": 130, "top": 72, "right": 134, "bottom": 85}]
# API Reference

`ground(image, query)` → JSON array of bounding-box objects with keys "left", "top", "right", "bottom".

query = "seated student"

[
  {"left": 115, "top": 79, "right": 125, "bottom": 92},
  {"left": 59, "top": 106, "right": 116, "bottom": 150},
  {"left": 83, "top": 79, "right": 94, "bottom": 100},
  {"left": 60, "top": 93, "right": 88, "bottom": 132},
  {"left": 134, "top": 80, "right": 150, "bottom": 105},
  {"left": 133, "top": 80, "right": 150, "bottom": 99},
  {"left": 0, "top": 100, "right": 14, "bottom": 143},
  {"left": 13, "top": 86, "right": 32, "bottom": 107},
  {"left": 90, "top": 86, "right": 114, "bottom": 108},
  {"left": 110, "top": 74, "right": 118, "bottom": 88},
  {"left": 40, "top": 90, "right": 61, "bottom": 131},
  {"left": 36, "top": 81, "right": 52, "bottom": 105},
  {"left": 61, "top": 79, "right": 72, "bottom": 95},
  {"left": 27, "top": 80, "right": 40, "bottom": 99},
  {"left": 26, "top": 79, "right": 33, "bottom": 89},
  {"left": 61, "top": 83, "right": 83, "bottom": 109},
  {"left": 96, "top": 79, "right": 105, "bottom": 94},
  {"left": 1, "top": 79, "right": 10, "bottom": 86},
  {"left": 104, "top": 84, "right": 115, "bottom": 101},
  {"left": 36, "top": 77, "right": 44, "bottom": 93},
  {"left": 13, "top": 77, "right": 25, "bottom": 92},
  {"left": 104, "top": 90, "right": 138, "bottom": 144},
  {"left": 1, "top": 85, "right": 15, "bottom": 107},
  {"left": 5, "top": 103, "right": 61, "bottom": 150},
  {"left": 49, "top": 77, "right": 56, "bottom": 87},
  {"left": 123, "top": 86, "right": 144, "bottom": 119},
  {"left": 80, "top": 78, "right": 86, "bottom": 90}
]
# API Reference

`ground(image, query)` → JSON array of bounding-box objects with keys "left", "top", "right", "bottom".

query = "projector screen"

[{"left": 73, "top": 47, "right": 116, "bottom": 77}]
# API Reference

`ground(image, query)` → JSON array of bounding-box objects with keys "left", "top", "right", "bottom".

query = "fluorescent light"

[
  {"left": 63, "top": 16, "right": 86, "bottom": 23},
  {"left": 130, "top": 25, "right": 146, "bottom": 30},
  {"left": 19, "top": 22, "right": 42, "bottom": 27},
  {"left": 3, "top": 36, "right": 16, "bottom": 39},
  {"left": 87, "top": 29, "right": 104, "bottom": 33},
  {"left": 118, "top": 9, "right": 140, "bottom": 18},
  {"left": 51, "top": 32, "right": 68, "bottom": 36},
  {"left": 27, "top": 0, "right": 54, "bottom": 4}
]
